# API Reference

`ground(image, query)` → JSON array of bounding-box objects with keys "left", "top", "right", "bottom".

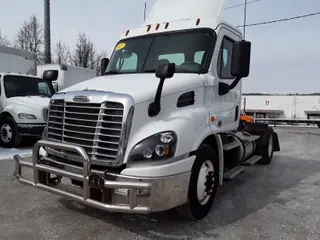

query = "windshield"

[
  {"left": 106, "top": 29, "right": 215, "bottom": 75},
  {"left": 4, "top": 75, "right": 54, "bottom": 98}
]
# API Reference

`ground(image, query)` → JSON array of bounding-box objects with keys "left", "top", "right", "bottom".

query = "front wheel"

[
  {"left": 0, "top": 117, "right": 22, "bottom": 148},
  {"left": 177, "top": 144, "right": 219, "bottom": 220}
]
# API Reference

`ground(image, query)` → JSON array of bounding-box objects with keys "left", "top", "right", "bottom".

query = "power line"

[
  {"left": 225, "top": 0, "right": 264, "bottom": 10},
  {"left": 236, "top": 11, "right": 320, "bottom": 28}
]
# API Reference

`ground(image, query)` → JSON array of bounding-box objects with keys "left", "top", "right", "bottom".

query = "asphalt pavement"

[{"left": 1, "top": 126, "right": 320, "bottom": 240}]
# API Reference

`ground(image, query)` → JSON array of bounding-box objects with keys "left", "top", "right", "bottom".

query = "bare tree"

[
  {"left": 52, "top": 40, "right": 70, "bottom": 64},
  {"left": 70, "top": 32, "right": 97, "bottom": 69},
  {"left": 0, "top": 30, "right": 11, "bottom": 46},
  {"left": 14, "top": 15, "right": 43, "bottom": 62}
]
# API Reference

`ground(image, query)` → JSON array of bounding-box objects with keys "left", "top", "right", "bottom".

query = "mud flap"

[{"left": 272, "top": 132, "right": 280, "bottom": 152}]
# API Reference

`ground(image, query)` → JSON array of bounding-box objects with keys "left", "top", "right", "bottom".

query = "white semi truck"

[
  {"left": 0, "top": 45, "right": 57, "bottom": 148},
  {"left": 14, "top": 0, "right": 280, "bottom": 220}
]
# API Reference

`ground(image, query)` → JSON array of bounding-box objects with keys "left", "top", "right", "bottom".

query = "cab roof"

[{"left": 120, "top": 0, "right": 241, "bottom": 40}]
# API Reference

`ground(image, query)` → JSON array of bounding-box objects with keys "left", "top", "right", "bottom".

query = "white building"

[{"left": 241, "top": 94, "right": 320, "bottom": 120}]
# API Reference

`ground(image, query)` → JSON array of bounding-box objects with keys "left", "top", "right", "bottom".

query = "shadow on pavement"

[{"left": 58, "top": 155, "right": 320, "bottom": 239}]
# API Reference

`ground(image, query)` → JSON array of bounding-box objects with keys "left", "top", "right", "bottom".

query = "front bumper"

[
  {"left": 14, "top": 140, "right": 191, "bottom": 214},
  {"left": 17, "top": 124, "right": 46, "bottom": 137}
]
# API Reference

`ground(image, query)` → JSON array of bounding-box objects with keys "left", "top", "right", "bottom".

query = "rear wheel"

[
  {"left": 257, "top": 127, "right": 274, "bottom": 165},
  {"left": 0, "top": 117, "right": 22, "bottom": 148},
  {"left": 177, "top": 144, "right": 219, "bottom": 220}
]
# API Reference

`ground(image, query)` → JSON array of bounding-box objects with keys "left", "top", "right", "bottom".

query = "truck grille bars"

[{"left": 44, "top": 91, "right": 135, "bottom": 167}]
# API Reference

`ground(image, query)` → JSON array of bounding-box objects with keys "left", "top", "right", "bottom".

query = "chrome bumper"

[{"left": 13, "top": 140, "right": 190, "bottom": 214}]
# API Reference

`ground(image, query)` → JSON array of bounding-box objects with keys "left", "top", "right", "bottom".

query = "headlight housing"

[
  {"left": 18, "top": 113, "right": 37, "bottom": 119},
  {"left": 128, "top": 131, "right": 178, "bottom": 162}
]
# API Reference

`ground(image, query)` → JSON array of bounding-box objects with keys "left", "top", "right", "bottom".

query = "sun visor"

[{"left": 144, "top": 0, "right": 226, "bottom": 25}]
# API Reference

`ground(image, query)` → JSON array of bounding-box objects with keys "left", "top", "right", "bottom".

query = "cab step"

[
  {"left": 242, "top": 155, "right": 262, "bottom": 166},
  {"left": 242, "top": 135, "right": 260, "bottom": 143},
  {"left": 223, "top": 166, "right": 244, "bottom": 180},
  {"left": 223, "top": 141, "right": 241, "bottom": 151}
]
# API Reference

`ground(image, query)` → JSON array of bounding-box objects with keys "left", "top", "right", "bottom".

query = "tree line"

[{"left": 0, "top": 15, "right": 108, "bottom": 75}]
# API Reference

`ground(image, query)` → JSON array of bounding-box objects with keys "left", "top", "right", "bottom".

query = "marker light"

[{"left": 196, "top": 18, "right": 201, "bottom": 25}]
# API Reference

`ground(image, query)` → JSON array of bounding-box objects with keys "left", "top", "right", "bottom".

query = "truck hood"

[
  {"left": 60, "top": 73, "right": 205, "bottom": 104},
  {"left": 5, "top": 96, "right": 50, "bottom": 109}
]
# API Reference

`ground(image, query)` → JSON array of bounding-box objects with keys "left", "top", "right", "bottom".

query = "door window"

[
  {"left": 217, "top": 37, "right": 234, "bottom": 79},
  {"left": 38, "top": 82, "right": 50, "bottom": 96}
]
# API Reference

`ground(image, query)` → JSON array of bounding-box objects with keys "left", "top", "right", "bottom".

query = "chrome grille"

[{"left": 47, "top": 99, "right": 124, "bottom": 163}]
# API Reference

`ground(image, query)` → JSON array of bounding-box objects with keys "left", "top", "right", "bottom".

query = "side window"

[
  {"left": 159, "top": 53, "right": 185, "bottom": 65},
  {"left": 38, "top": 82, "right": 50, "bottom": 95},
  {"left": 217, "top": 37, "right": 234, "bottom": 79},
  {"left": 116, "top": 52, "right": 138, "bottom": 72},
  {"left": 194, "top": 51, "right": 205, "bottom": 64}
]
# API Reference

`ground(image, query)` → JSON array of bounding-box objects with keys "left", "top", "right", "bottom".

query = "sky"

[{"left": 0, "top": 0, "right": 319, "bottom": 93}]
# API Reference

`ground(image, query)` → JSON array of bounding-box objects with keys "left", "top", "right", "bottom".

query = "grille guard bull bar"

[{"left": 13, "top": 140, "right": 152, "bottom": 214}]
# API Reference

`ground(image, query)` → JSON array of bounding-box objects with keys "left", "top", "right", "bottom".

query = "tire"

[
  {"left": 177, "top": 144, "right": 219, "bottom": 220},
  {"left": 0, "top": 117, "right": 22, "bottom": 148},
  {"left": 256, "top": 127, "right": 274, "bottom": 165}
]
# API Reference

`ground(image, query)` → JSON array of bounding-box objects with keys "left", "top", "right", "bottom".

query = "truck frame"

[{"left": 13, "top": 0, "right": 280, "bottom": 220}]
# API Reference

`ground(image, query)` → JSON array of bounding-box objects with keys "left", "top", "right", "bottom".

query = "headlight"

[
  {"left": 128, "top": 131, "right": 177, "bottom": 162},
  {"left": 18, "top": 113, "right": 37, "bottom": 119}
]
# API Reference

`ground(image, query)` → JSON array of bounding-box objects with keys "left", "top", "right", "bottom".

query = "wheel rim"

[
  {"left": 268, "top": 134, "right": 273, "bottom": 156},
  {"left": 197, "top": 160, "right": 215, "bottom": 205},
  {"left": 1, "top": 124, "right": 13, "bottom": 143}
]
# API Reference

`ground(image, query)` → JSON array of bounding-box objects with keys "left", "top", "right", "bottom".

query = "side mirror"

[
  {"left": 149, "top": 63, "right": 176, "bottom": 117},
  {"left": 155, "top": 63, "right": 175, "bottom": 80},
  {"left": 231, "top": 40, "right": 251, "bottom": 78},
  {"left": 100, "top": 57, "right": 110, "bottom": 76},
  {"left": 43, "top": 70, "right": 58, "bottom": 81}
]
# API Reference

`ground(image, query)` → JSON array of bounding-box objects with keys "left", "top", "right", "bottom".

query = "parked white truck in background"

[
  {"left": 37, "top": 64, "right": 97, "bottom": 93},
  {"left": 0, "top": 45, "right": 56, "bottom": 148},
  {"left": 14, "top": 0, "right": 280, "bottom": 220}
]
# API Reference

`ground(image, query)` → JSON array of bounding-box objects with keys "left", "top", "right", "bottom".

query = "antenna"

[
  {"left": 144, "top": 2, "right": 147, "bottom": 22},
  {"left": 243, "top": 0, "right": 248, "bottom": 40}
]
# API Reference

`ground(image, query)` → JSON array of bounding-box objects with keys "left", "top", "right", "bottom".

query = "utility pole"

[
  {"left": 144, "top": 2, "right": 147, "bottom": 22},
  {"left": 44, "top": 0, "right": 51, "bottom": 63},
  {"left": 243, "top": 0, "right": 248, "bottom": 40}
]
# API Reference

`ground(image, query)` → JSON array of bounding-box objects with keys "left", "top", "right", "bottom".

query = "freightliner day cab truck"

[
  {"left": 14, "top": 0, "right": 280, "bottom": 220},
  {"left": 0, "top": 45, "right": 56, "bottom": 148}
]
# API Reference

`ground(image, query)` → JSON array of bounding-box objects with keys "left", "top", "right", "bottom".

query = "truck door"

[{"left": 211, "top": 27, "right": 242, "bottom": 131}]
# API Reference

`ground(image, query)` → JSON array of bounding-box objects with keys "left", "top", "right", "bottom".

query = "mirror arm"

[
  {"left": 218, "top": 76, "right": 242, "bottom": 96},
  {"left": 148, "top": 77, "right": 165, "bottom": 117}
]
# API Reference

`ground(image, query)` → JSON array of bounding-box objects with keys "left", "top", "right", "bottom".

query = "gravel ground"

[{"left": 1, "top": 126, "right": 320, "bottom": 240}]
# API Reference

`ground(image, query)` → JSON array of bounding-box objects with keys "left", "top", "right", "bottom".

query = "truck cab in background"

[
  {"left": 37, "top": 64, "right": 97, "bottom": 93},
  {"left": 0, "top": 44, "right": 58, "bottom": 148},
  {"left": 14, "top": 0, "right": 280, "bottom": 221},
  {"left": 0, "top": 71, "right": 57, "bottom": 148}
]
